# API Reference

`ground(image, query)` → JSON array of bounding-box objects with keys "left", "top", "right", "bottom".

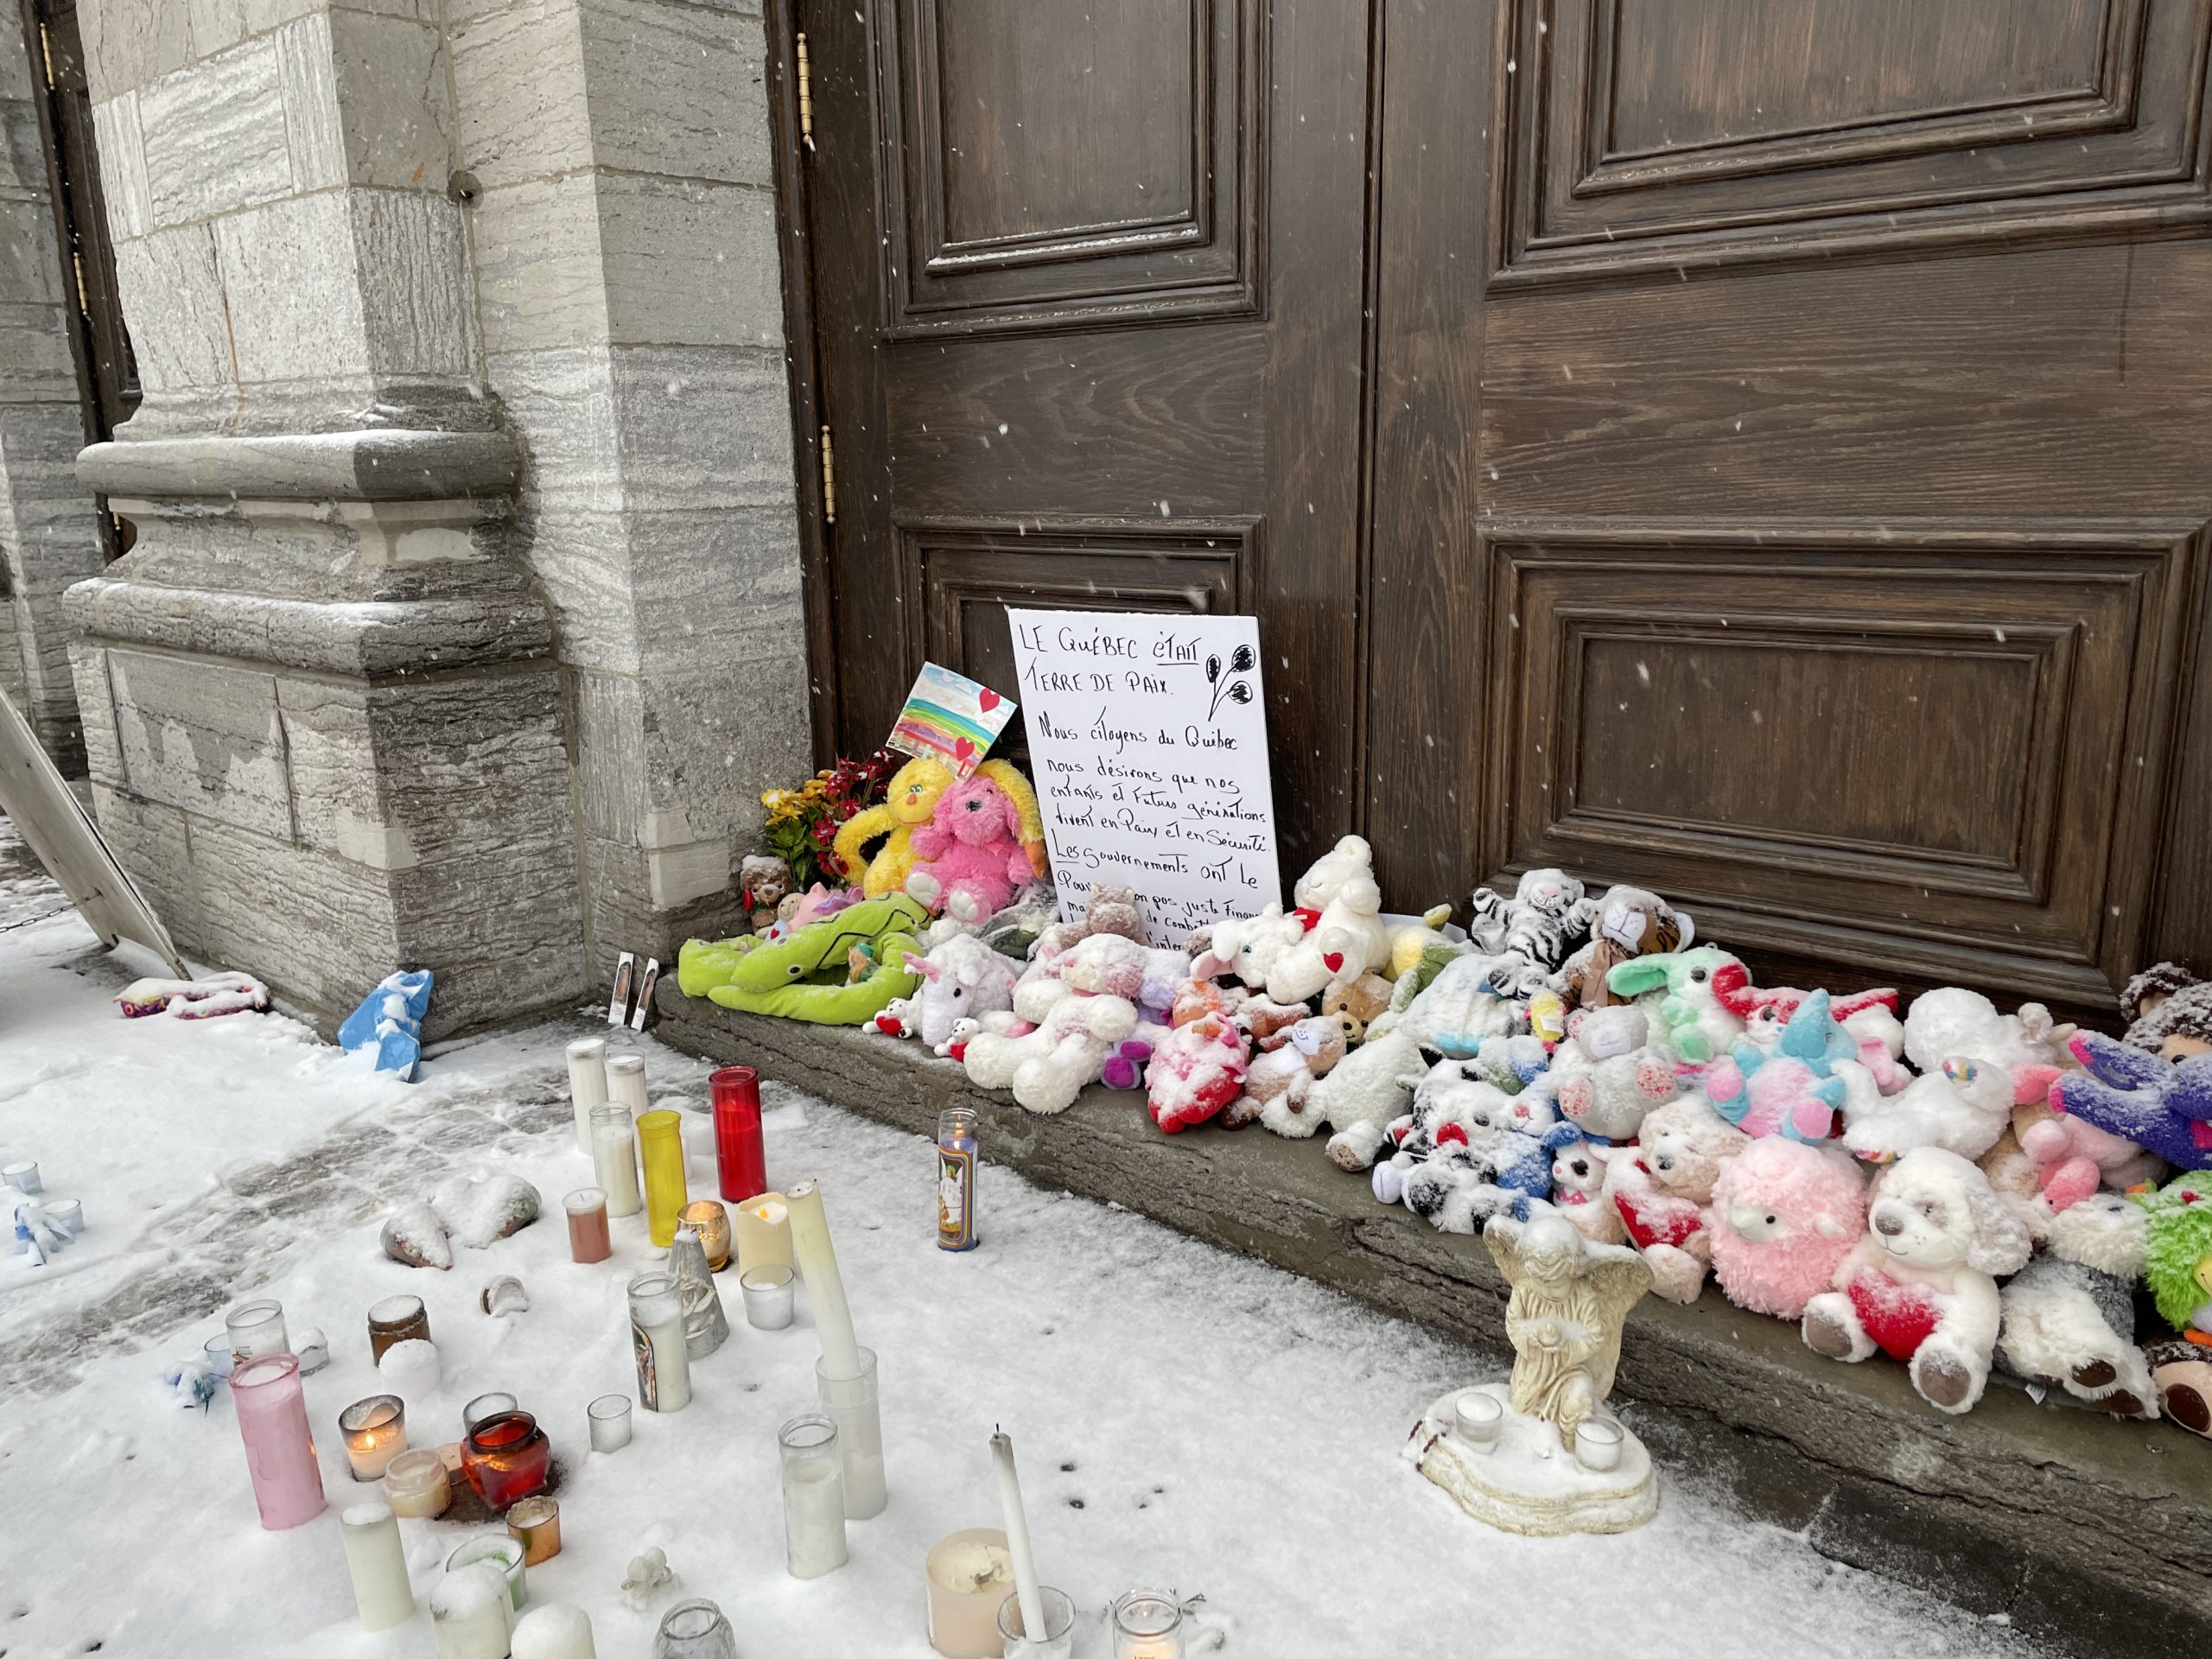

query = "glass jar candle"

[
  {"left": 512, "top": 1603, "right": 597, "bottom": 1659},
  {"left": 565, "top": 1188, "right": 612, "bottom": 1264},
  {"left": 997, "top": 1585, "right": 1077, "bottom": 1658},
  {"left": 461, "top": 1410, "right": 552, "bottom": 1510},
  {"left": 655, "top": 1599, "right": 738, "bottom": 1659},
  {"left": 384, "top": 1446, "right": 452, "bottom": 1519},
  {"left": 1112, "top": 1591, "right": 1186, "bottom": 1659},
  {"left": 816, "top": 1346, "right": 887, "bottom": 1520},
  {"left": 590, "top": 1103, "right": 642, "bottom": 1218},
  {"left": 778, "top": 1414, "right": 849, "bottom": 1580},
  {"left": 739, "top": 1262, "right": 795, "bottom": 1331},
  {"left": 1453, "top": 1389, "right": 1503, "bottom": 1452},
  {"left": 680, "top": 1199, "right": 732, "bottom": 1270},
  {"left": 44, "top": 1198, "right": 82, "bottom": 1236},
  {"left": 938, "top": 1106, "right": 979, "bottom": 1251},
  {"left": 567, "top": 1036, "right": 609, "bottom": 1157},
  {"left": 339, "top": 1394, "right": 408, "bottom": 1480},
  {"left": 638, "top": 1109, "right": 688, "bottom": 1248},
  {"left": 201, "top": 1332, "right": 237, "bottom": 1381},
  {"left": 607, "top": 1052, "right": 649, "bottom": 1115},
  {"left": 628, "top": 1271, "right": 691, "bottom": 1412},
  {"left": 588, "top": 1393, "right": 632, "bottom": 1452},
  {"left": 433, "top": 1560, "right": 515, "bottom": 1659},
  {"left": 506, "top": 1495, "right": 562, "bottom": 1566},
  {"left": 367, "top": 1294, "right": 430, "bottom": 1363},
  {"left": 709, "top": 1065, "right": 767, "bottom": 1204},
  {"left": 226, "top": 1298, "right": 289, "bottom": 1362},
  {"left": 447, "top": 1533, "right": 528, "bottom": 1614},
  {"left": 925, "top": 1527, "right": 1015, "bottom": 1659},
  {"left": 1574, "top": 1415, "right": 1624, "bottom": 1472},
  {"left": 232, "top": 1352, "right": 326, "bottom": 1529},
  {"left": 3, "top": 1159, "right": 39, "bottom": 1193},
  {"left": 464, "top": 1391, "right": 520, "bottom": 1434},
  {"left": 342, "top": 1501, "right": 416, "bottom": 1632}
]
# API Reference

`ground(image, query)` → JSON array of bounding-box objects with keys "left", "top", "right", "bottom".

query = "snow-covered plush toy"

[
  {"left": 1604, "top": 946, "right": 1745, "bottom": 1065},
  {"left": 935, "top": 1016, "right": 981, "bottom": 1061},
  {"left": 1701, "top": 990, "right": 1852, "bottom": 1144},
  {"left": 1552, "top": 885, "right": 1693, "bottom": 1009},
  {"left": 1226, "top": 1015, "right": 1352, "bottom": 1133},
  {"left": 1842, "top": 1056, "right": 2023, "bottom": 1165},
  {"left": 1801, "top": 1147, "right": 2034, "bottom": 1414},
  {"left": 903, "top": 774, "right": 1035, "bottom": 923},
  {"left": 1266, "top": 835, "right": 1394, "bottom": 1003},
  {"left": 1391, "top": 951, "right": 1517, "bottom": 1058},
  {"left": 2010, "top": 1096, "right": 2164, "bottom": 1212},
  {"left": 1996, "top": 1190, "right": 2156, "bottom": 1417},
  {"left": 1465, "top": 868, "right": 1595, "bottom": 999},
  {"left": 1469, "top": 1032, "right": 1551, "bottom": 1096},
  {"left": 1322, "top": 972, "right": 1393, "bottom": 1041},
  {"left": 1370, "top": 1058, "right": 1503, "bottom": 1205},
  {"left": 962, "top": 989, "right": 1140, "bottom": 1114},
  {"left": 1058, "top": 933, "right": 1190, "bottom": 1023},
  {"left": 1902, "top": 987, "right": 2072, "bottom": 1082},
  {"left": 903, "top": 934, "right": 1020, "bottom": 1048},
  {"left": 2118, "top": 961, "right": 2212, "bottom": 1059},
  {"left": 116, "top": 970, "right": 271, "bottom": 1020},
  {"left": 1385, "top": 904, "right": 1458, "bottom": 982},
  {"left": 1317, "top": 1024, "right": 1427, "bottom": 1167},
  {"left": 1707, "top": 1138, "right": 1868, "bottom": 1320},
  {"left": 1099, "top": 1033, "right": 1155, "bottom": 1090},
  {"left": 1146, "top": 1013, "right": 1250, "bottom": 1133},
  {"left": 2051, "top": 1033, "right": 2212, "bottom": 1172},
  {"left": 1545, "top": 1134, "right": 1626, "bottom": 1244},
  {"left": 2140, "top": 1172, "right": 2212, "bottom": 1436},
  {"left": 1034, "top": 883, "right": 1144, "bottom": 958},
  {"left": 1541, "top": 1006, "right": 1679, "bottom": 1144},
  {"left": 1602, "top": 1095, "right": 1751, "bottom": 1303},
  {"left": 1188, "top": 903, "right": 1306, "bottom": 991},
  {"left": 1401, "top": 1089, "right": 1582, "bottom": 1234},
  {"left": 1732, "top": 982, "right": 1907, "bottom": 1094}
]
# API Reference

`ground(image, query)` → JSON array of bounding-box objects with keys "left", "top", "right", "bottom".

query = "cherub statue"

[{"left": 1483, "top": 1211, "right": 1653, "bottom": 1452}]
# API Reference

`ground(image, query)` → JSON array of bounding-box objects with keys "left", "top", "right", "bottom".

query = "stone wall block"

[
  {"left": 572, "top": 665, "right": 648, "bottom": 842},
  {"left": 582, "top": 830, "right": 743, "bottom": 964},
  {"left": 79, "top": 0, "right": 194, "bottom": 100},
  {"left": 327, "top": 10, "right": 453, "bottom": 193},
  {"left": 579, "top": 0, "right": 772, "bottom": 187},
  {"left": 275, "top": 675, "right": 398, "bottom": 868},
  {"left": 489, "top": 346, "right": 621, "bottom": 512},
  {"left": 352, "top": 191, "right": 476, "bottom": 378},
  {"left": 111, "top": 226, "right": 234, "bottom": 399},
  {"left": 0, "top": 303, "right": 83, "bottom": 404},
  {"left": 69, "top": 644, "right": 124, "bottom": 787},
  {"left": 0, "top": 199, "right": 65, "bottom": 311},
  {"left": 0, "top": 97, "right": 51, "bottom": 195},
  {"left": 637, "top": 658, "right": 810, "bottom": 846},
  {"left": 597, "top": 176, "right": 781, "bottom": 350},
  {"left": 470, "top": 175, "right": 607, "bottom": 359},
  {"left": 273, "top": 10, "right": 347, "bottom": 192},
  {"left": 139, "top": 37, "right": 291, "bottom": 227},
  {"left": 607, "top": 345, "right": 795, "bottom": 513},
  {"left": 509, "top": 504, "right": 641, "bottom": 675},
  {"left": 89, "top": 94, "right": 150, "bottom": 241},
  {"left": 88, "top": 781, "right": 202, "bottom": 945},
  {"left": 187, "top": 813, "right": 403, "bottom": 1017},
  {"left": 620, "top": 505, "right": 802, "bottom": 680},
  {"left": 106, "top": 648, "right": 296, "bottom": 838},
  {"left": 212, "top": 194, "right": 367, "bottom": 385},
  {"left": 393, "top": 832, "right": 586, "bottom": 1031},
  {"left": 450, "top": 0, "right": 592, "bottom": 189}
]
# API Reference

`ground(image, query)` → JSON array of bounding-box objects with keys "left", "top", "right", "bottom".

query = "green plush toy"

[
  {"left": 2141, "top": 1171, "right": 2212, "bottom": 1334},
  {"left": 677, "top": 895, "right": 928, "bottom": 1026}
]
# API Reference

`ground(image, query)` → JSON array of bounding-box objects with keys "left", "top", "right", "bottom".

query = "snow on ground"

[{"left": 0, "top": 826, "right": 2043, "bottom": 1658}]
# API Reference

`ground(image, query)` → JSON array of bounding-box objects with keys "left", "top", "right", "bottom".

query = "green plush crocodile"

[{"left": 677, "top": 895, "right": 928, "bottom": 1026}]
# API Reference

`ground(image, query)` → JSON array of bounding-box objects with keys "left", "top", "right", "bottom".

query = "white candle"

[
  {"left": 607, "top": 1053, "right": 649, "bottom": 1116},
  {"left": 567, "top": 1039, "right": 608, "bottom": 1157},
  {"left": 378, "top": 1338, "right": 441, "bottom": 1402},
  {"left": 341, "top": 1501, "right": 416, "bottom": 1633},
  {"left": 591, "top": 1108, "right": 643, "bottom": 1219},
  {"left": 432, "top": 1560, "right": 514, "bottom": 1659},
  {"left": 783, "top": 1180, "right": 861, "bottom": 1380},
  {"left": 991, "top": 1429, "right": 1047, "bottom": 1643},
  {"left": 629, "top": 1274, "right": 691, "bottom": 1413},
  {"left": 783, "top": 1453, "right": 850, "bottom": 1579},
  {"left": 734, "top": 1192, "right": 794, "bottom": 1277},
  {"left": 512, "top": 1602, "right": 597, "bottom": 1659}
]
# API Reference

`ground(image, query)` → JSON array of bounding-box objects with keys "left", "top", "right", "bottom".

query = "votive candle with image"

[{"left": 628, "top": 1271, "right": 690, "bottom": 1412}]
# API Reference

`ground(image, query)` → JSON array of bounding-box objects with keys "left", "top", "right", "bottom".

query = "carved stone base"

[{"left": 1404, "top": 1383, "right": 1657, "bottom": 1536}]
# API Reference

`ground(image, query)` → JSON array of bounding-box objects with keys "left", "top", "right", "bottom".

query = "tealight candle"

[
  {"left": 1453, "top": 1389, "right": 1503, "bottom": 1452},
  {"left": 679, "top": 1199, "right": 731, "bottom": 1270},
  {"left": 739, "top": 1263, "right": 795, "bottom": 1331},
  {"left": 226, "top": 1297, "right": 289, "bottom": 1362},
  {"left": 341, "top": 1500, "right": 416, "bottom": 1632},
  {"left": 507, "top": 1495, "right": 563, "bottom": 1566},
  {"left": 1112, "top": 1590, "right": 1186, "bottom": 1659},
  {"left": 3, "top": 1160, "right": 39, "bottom": 1193},
  {"left": 201, "top": 1333, "right": 236, "bottom": 1380},
  {"left": 384, "top": 1446, "right": 452, "bottom": 1519},
  {"left": 339, "top": 1394, "right": 409, "bottom": 1480},
  {"left": 925, "top": 1528, "right": 1014, "bottom": 1659},
  {"left": 432, "top": 1560, "right": 514, "bottom": 1659},
  {"left": 379, "top": 1336, "right": 442, "bottom": 1402},
  {"left": 588, "top": 1393, "right": 632, "bottom": 1452},
  {"left": 513, "top": 1602, "right": 598, "bottom": 1659},
  {"left": 43, "top": 1198, "right": 81, "bottom": 1236},
  {"left": 567, "top": 1037, "right": 609, "bottom": 1157},
  {"left": 1575, "top": 1415, "right": 1624, "bottom": 1472},
  {"left": 447, "top": 1533, "right": 528, "bottom": 1614},
  {"left": 732, "top": 1191, "right": 793, "bottom": 1277},
  {"left": 368, "top": 1294, "right": 431, "bottom": 1363}
]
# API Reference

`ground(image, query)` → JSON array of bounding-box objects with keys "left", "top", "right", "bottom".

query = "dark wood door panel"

[{"left": 1478, "top": 521, "right": 2202, "bottom": 1004}]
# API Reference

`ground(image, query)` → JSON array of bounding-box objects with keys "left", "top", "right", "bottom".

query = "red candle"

[
  {"left": 711, "top": 1066, "right": 767, "bottom": 1203},
  {"left": 460, "top": 1411, "right": 551, "bottom": 1510}
]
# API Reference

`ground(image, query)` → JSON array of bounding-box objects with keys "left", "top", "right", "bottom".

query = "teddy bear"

[
  {"left": 1265, "top": 835, "right": 1395, "bottom": 1003},
  {"left": 1701, "top": 990, "right": 1853, "bottom": 1145},
  {"left": 1322, "top": 971, "right": 1393, "bottom": 1041},
  {"left": 1707, "top": 1137, "right": 1869, "bottom": 1320},
  {"left": 2119, "top": 961, "right": 2212, "bottom": 1059},
  {"left": 1400, "top": 1085, "right": 1583, "bottom": 1233},
  {"left": 1033, "top": 883, "right": 1145, "bottom": 958},
  {"left": 872, "top": 995, "right": 918, "bottom": 1039},
  {"left": 1467, "top": 1032, "right": 1552, "bottom": 1096},
  {"left": 1465, "top": 868, "right": 1596, "bottom": 999},
  {"left": 1604, "top": 945, "right": 1748, "bottom": 1065},
  {"left": 834, "top": 756, "right": 1047, "bottom": 897},
  {"left": 1224, "top": 1015, "right": 1352, "bottom": 1132},
  {"left": 2050, "top": 1033, "right": 2212, "bottom": 1172},
  {"left": 2008, "top": 1096, "right": 2164, "bottom": 1212},
  {"left": 1544, "top": 1134, "right": 1627, "bottom": 1245},
  {"left": 1389, "top": 950, "right": 1518, "bottom": 1058},
  {"left": 1145, "top": 1012, "right": 1251, "bottom": 1133},
  {"left": 1841, "top": 988, "right": 2069, "bottom": 1165},
  {"left": 903, "top": 774, "right": 1037, "bottom": 923},
  {"left": 1602, "top": 1095, "right": 1752, "bottom": 1303},
  {"left": 738, "top": 853, "right": 793, "bottom": 934},
  {"left": 1540, "top": 1006, "right": 1680, "bottom": 1144},
  {"left": 1801, "top": 1146, "right": 2034, "bottom": 1414},
  {"left": 1552, "top": 885, "right": 1694, "bottom": 1008},
  {"left": 1316, "top": 1022, "right": 1427, "bottom": 1168},
  {"left": 901, "top": 933, "right": 1020, "bottom": 1049},
  {"left": 961, "top": 986, "right": 1139, "bottom": 1114},
  {"left": 1995, "top": 1190, "right": 2157, "bottom": 1417}
]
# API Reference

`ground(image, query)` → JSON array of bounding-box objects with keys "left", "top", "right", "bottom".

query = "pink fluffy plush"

[
  {"left": 905, "top": 775, "right": 1033, "bottom": 923},
  {"left": 1707, "top": 1138, "right": 1869, "bottom": 1319}
]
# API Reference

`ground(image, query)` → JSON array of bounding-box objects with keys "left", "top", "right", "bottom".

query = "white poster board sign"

[{"left": 1007, "top": 607, "right": 1281, "bottom": 946}]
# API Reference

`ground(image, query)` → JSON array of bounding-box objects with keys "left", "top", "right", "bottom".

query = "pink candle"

[{"left": 232, "top": 1352, "right": 327, "bottom": 1529}]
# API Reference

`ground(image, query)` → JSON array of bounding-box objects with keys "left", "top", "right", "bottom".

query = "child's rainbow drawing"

[{"left": 886, "top": 662, "right": 1017, "bottom": 779}]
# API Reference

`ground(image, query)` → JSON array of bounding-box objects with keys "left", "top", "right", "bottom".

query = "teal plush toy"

[
  {"left": 1701, "top": 989, "right": 1850, "bottom": 1143},
  {"left": 677, "top": 895, "right": 927, "bottom": 1026}
]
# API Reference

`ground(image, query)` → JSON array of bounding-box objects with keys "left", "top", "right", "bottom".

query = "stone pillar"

[
  {"left": 450, "top": 0, "right": 811, "bottom": 964},
  {"left": 66, "top": 0, "right": 585, "bottom": 1036},
  {"left": 0, "top": 21, "right": 114, "bottom": 771}
]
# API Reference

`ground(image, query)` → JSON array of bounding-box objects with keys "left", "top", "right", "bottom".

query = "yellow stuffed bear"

[{"left": 835, "top": 757, "right": 1049, "bottom": 896}]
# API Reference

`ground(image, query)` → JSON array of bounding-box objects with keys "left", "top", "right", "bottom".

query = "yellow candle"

[
  {"left": 638, "top": 1109, "right": 688, "bottom": 1248},
  {"left": 733, "top": 1191, "right": 794, "bottom": 1277}
]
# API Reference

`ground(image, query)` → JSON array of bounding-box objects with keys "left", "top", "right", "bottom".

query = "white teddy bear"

[
  {"left": 960, "top": 990, "right": 1139, "bottom": 1115},
  {"left": 1265, "top": 835, "right": 1394, "bottom": 1004}
]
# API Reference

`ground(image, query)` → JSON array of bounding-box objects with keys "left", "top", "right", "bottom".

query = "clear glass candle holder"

[
  {"left": 1112, "top": 1591, "right": 1186, "bottom": 1659},
  {"left": 655, "top": 1598, "right": 739, "bottom": 1659},
  {"left": 588, "top": 1392, "right": 633, "bottom": 1452},
  {"left": 816, "top": 1346, "right": 887, "bottom": 1520},
  {"left": 1453, "top": 1389, "right": 1503, "bottom": 1452},
  {"left": 226, "top": 1298, "right": 289, "bottom": 1361},
  {"left": 1574, "top": 1415, "right": 1624, "bottom": 1472},
  {"left": 997, "top": 1586, "right": 1077, "bottom": 1659},
  {"left": 44, "top": 1198, "right": 82, "bottom": 1236},
  {"left": 778, "top": 1414, "right": 849, "bottom": 1580},
  {"left": 201, "top": 1332, "right": 236, "bottom": 1381},
  {"left": 338, "top": 1394, "right": 408, "bottom": 1480},
  {"left": 3, "top": 1159, "right": 40, "bottom": 1193},
  {"left": 367, "top": 1294, "right": 430, "bottom": 1363},
  {"left": 739, "top": 1263, "right": 795, "bottom": 1330},
  {"left": 463, "top": 1391, "right": 520, "bottom": 1433},
  {"left": 446, "top": 1532, "right": 527, "bottom": 1613}
]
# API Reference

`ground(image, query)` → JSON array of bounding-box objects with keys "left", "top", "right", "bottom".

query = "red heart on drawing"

[
  {"left": 1323, "top": 951, "right": 1345, "bottom": 973},
  {"left": 977, "top": 689, "right": 1001, "bottom": 712},
  {"left": 953, "top": 737, "right": 976, "bottom": 761}
]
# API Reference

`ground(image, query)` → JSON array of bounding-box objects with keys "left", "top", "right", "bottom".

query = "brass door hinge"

[
  {"left": 795, "top": 31, "right": 816, "bottom": 149},
  {"left": 818, "top": 425, "right": 836, "bottom": 524},
  {"left": 71, "top": 252, "right": 89, "bottom": 318},
  {"left": 37, "top": 22, "right": 53, "bottom": 90}
]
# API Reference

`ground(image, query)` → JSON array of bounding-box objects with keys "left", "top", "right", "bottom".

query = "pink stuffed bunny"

[{"left": 904, "top": 775, "right": 1033, "bottom": 923}]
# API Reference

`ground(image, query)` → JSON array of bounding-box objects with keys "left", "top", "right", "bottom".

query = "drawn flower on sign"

[{"left": 1205, "top": 645, "right": 1255, "bottom": 720}]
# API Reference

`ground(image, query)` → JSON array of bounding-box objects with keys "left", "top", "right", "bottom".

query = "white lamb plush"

[
  {"left": 1266, "top": 835, "right": 1393, "bottom": 1003},
  {"left": 1190, "top": 902, "right": 1306, "bottom": 990},
  {"left": 961, "top": 991, "right": 1139, "bottom": 1114}
]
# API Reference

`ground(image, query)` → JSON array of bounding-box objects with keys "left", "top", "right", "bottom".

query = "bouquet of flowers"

[{"left": 760, "top": 748, "right": 897, "bottom": 893}]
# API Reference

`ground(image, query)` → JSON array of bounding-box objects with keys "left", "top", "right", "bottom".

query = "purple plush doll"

[{"left": 2050, "top": 1032, "right": 2212, "bottom": 1171}]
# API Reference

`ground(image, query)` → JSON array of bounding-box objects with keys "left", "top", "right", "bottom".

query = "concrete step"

[{"left": 657, "top": 991, "right": 2212, "bottom": 1654}]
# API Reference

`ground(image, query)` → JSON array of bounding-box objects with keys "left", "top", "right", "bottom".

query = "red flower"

[{"left": 810, "top": 819, "right": 836, "bottom": 846}]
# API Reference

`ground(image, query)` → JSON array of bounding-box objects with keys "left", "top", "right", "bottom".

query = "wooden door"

[
  {"left": 1369, "top": 0, "right": 2212, "bottom": 1011},
  {"left": 791, "top": 0, "right": 1370, "bottom": 873}
]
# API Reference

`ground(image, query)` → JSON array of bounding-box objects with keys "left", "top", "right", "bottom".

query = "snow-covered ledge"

[{"left": 658, "top": 990, "right": 2211, "bottom": 1659}]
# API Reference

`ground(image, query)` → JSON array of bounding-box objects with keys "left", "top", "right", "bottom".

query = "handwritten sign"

[{"left": 1007, "top": 607, "right": 1281, "bottom": 946}]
